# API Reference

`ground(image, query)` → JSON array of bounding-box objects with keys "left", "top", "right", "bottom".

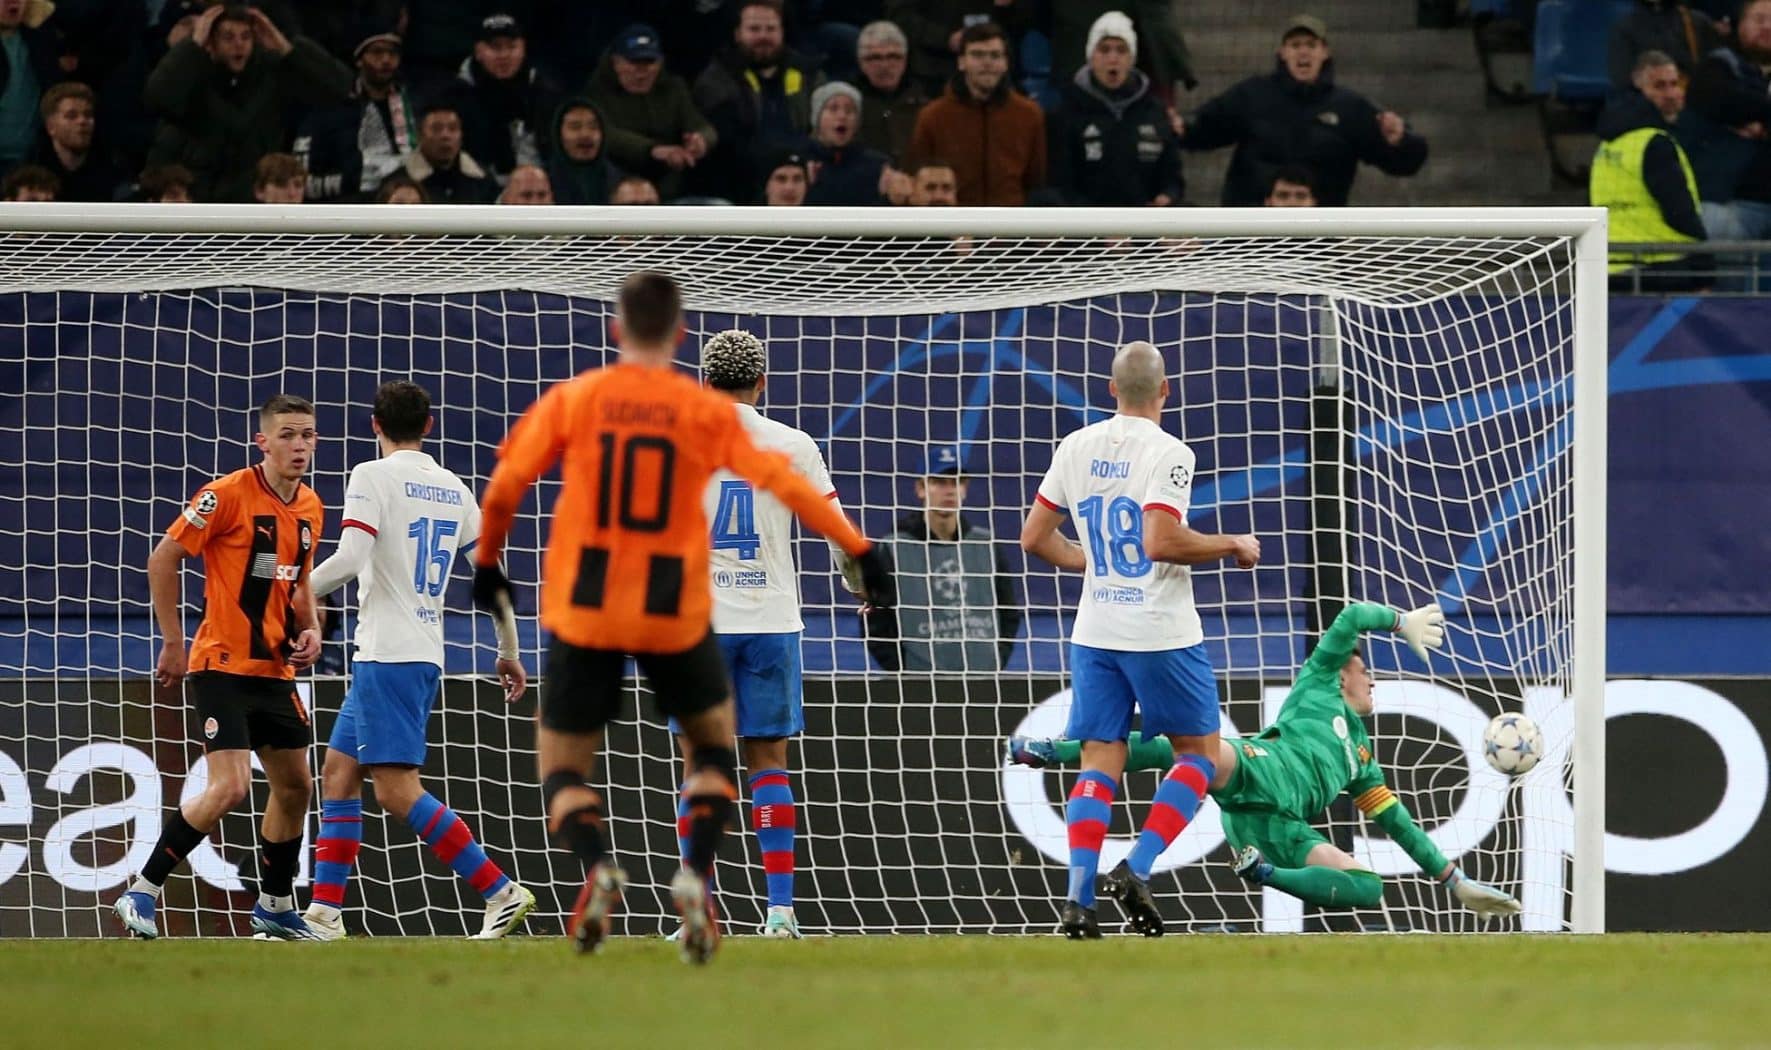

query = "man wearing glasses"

[
  {"left": 906, "top": 21, "right": 1046, "bottom": 205},
  {"left": 856, "top": 21, "right": 929, "bottom": 164}
]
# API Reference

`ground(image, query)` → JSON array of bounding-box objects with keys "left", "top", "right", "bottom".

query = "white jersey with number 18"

[
  {"left": 336, "top": 449, "right": 481, "bottom": 666},
  {"left": 703, "top": 403, "right": 839, "bottom": 635},
  {"left": 1036, "top": 414, "right": 1201, "bottom": 652}
]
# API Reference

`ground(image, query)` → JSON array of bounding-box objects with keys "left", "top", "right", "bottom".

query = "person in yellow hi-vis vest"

[{"left": 1591, "top": 50, "right": 1711, "bottom": 291}]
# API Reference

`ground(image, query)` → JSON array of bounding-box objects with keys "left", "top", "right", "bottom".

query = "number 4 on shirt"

[{"left": 711, "top": 479, "right": 761, "bottom": 561}]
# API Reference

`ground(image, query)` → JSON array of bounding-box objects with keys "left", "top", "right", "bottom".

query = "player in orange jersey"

[
  {"left": 472, "top": 271, "right": 891, "bottom": 965},
  {"left": 114, "top": 394, "right": 327, "bottom": 941}
]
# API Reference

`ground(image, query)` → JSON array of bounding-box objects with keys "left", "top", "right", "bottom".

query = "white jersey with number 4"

[
  {"left": 1036, "top": 414, "right": 1201, "bottom": 652},
  {"left": 335, "top": 449, "right": 481, "bottom": 666},
  {"left": 703, "top": 403, "right": 839, "bottom": 635}
]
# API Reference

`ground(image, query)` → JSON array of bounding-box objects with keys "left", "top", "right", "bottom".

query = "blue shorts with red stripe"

[
  {"left": 328, "top": 660, "right": 441, "bottom": 766},
  {"left": 1065, "top": 641, "right": 1219, "bottom": 741}
]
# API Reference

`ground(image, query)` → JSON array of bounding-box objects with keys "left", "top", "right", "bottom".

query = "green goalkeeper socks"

[
  {"left": 1262, "top": 865, "right": 1384, "bottom": 908},
  {"left": 1051, "top": 732, "right": 1176, "bottom": 772}
]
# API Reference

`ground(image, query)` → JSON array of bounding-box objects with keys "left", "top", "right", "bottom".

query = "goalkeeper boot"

[
  {"left": 1101, "top": 860, "right": 1165, "bottom": 938},
  {"left": 670, "top": 867, "right": 721, "bottom": 966},
  {"left": 1058, "top": 901, "right": 1101, "bottom": 940},
  {"left": 569, "top": 861, "right": 626, "bottom": 956},
  {"left": 249, "top": 903, "right": 324, "bottom": 941},
  {"left": 1005, "top": 736, "right": 1058, "bottom": 769},
  {"left": 761, "top": 905, "right": 803, "bottom": 939},
  {"left": 473, "top": 881, "right": 536, "bottom": 940},
  {"left": 300, "top": 904, "right": 347, "bottom": 941},
  {"left": 113, "top": 890, "right": 159, "bottom": 940},
  {"left": 1231, "top": 846, "right": 1274, "bottom": 886}
]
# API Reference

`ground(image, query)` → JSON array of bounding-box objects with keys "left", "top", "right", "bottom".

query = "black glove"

[
  {"left": 472, "top": 563, "right": 514, "bottom": 615},
  {"left": 854, "top": 545, "right": 895, "bottom": 608}
]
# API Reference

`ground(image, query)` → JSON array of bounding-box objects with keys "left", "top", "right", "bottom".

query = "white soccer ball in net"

[{"left": 1483, "top": 713, "right": 1545, "bottom": 776}]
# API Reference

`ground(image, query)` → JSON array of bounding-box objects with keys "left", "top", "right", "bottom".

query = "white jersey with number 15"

[
  {"left": 336, "top": 449, "right": 481, "bottom": 666},
  {"left": 1036, "top": 414, "right": 1201, "bottom": 652},
  {"left": 703, "top": 403, "right": 840, "bottom": 635}
]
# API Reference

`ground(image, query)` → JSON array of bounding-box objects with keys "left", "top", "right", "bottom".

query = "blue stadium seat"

[{"left": 1532, "top": 0, "right": 1634, "bottom": 102}]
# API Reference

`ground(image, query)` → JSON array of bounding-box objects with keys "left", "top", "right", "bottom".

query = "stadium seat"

[{"left": 1532, "top": 0, "right": 1634, "bottom": 102}]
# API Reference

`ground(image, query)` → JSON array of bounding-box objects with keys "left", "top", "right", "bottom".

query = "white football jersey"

[
  {"left": 1036, "top": 414, "right": 1201, "bottom": 652},
  {"left": 336, "top": 449, "right": 481, "bottom": 665},
  {"left": 703, "top": 403, "right": 838, "bottom": 634}
]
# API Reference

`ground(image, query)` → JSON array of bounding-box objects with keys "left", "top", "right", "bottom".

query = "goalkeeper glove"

[
  {"left": 852, "top": 545, "right": 895, "bottom": 608},
  {"left": 1444, "top": 867, "right": 1522, "bottom": 917},
  {"left": 472, "top": 563, "right": 515, "bottom": 617},
  {"left": 1396, "top": 603, "right": 1446, "bottom": 662}
]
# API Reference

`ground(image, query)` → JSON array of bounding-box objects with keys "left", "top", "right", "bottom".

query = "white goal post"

[{"left": 0, "top": 204, "right": 1606, "bottom": 936}]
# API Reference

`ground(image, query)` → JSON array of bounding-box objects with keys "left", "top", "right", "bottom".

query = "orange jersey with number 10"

[{"left": 477, "top": 362, "right": 869, "bottom": 654}]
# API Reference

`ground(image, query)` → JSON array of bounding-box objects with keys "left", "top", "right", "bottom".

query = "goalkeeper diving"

[{"left": 1009, "top": 602, "right": 1521, "bottom": 917}]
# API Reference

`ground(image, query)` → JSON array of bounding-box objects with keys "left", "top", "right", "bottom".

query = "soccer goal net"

[{"left": 0, "top": 205, "right": 1605, "bottom": 937}]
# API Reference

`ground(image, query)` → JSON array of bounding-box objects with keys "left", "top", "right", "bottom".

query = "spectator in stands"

[
  {"left": 588, "top": 24, "right": 715, "bottom": 203},
  {"left": 904, "top": 157, "right": 958, "bottom": 204},
  {"left": 144, "top": 4, "right": 353, "bottom": 203},
  {"left": 1, "top": 160, "right": 53, "bottom": 198},
  {"left": 497, "top": 162, "right": 552, "bottom": 203},
  {"left": 545, "top": 98, "right": 617, "bottom": 205},
  {"left": 402, "top": 100, "right": 497, "bottom": 203},
  {"left": 803, "top": 81, "right": 894, "bottom": 204},
  {"left": 454, "top": 13, "right": 563, "bottom": 183},
  {"left": 887, "top": 0, "right": 1034, "bottom": 96},
  {"left": 374, "top": 171, "right": 426, "bottom": 203},
  {"left": 864, "top": 443, "right": 1022, "bottom": 673},
  {"left": 0, "top": 0, "right": 61, "bottom": 176},
  {"left": 694, "top": 1, "right": 824, "bottom": 200},
  {"left": 1686, "top": 0, "right": 1771, "bottom": 242},
  {"left": 31, "top": 83, "right": 124, "bottom": 202},
  {"left": 907, "top": 22, "right": 1044, "bottom": 206},
  {"left": 295, "top": 22, "right": 416, "bottom": 202},
  {"left": 1046, "top": 3, "right": 1198, "bottom": 105},
  {"left": 856, "top": 20, "right": 928, "bottom": 163},
  {"left": 1046, "top": 12, "right": 1182, "bottom": 207},
  {"left": 1596, "top": 50, "right": 1709, "bottom": 290},
  {"left": 1264, "top": 164, "right": 1319, "bottom": 206},
  {"left": 400, "top": 0, "right": 520, "bottom": 88},
  {"left": 610, "top": 172, "right": 660, "bottom": 204},
  {"left": 1610, "top": 0, "right": 1726, "bottom": 90},
  {"left": 252, "top": 150, "right": 305, "bottom": 202},
  {"left": 1177, "top": 15, "right": 1427, "bottom": 206},
  {"left": 762, "top": 148, "right": 809, "bottom": 205},
  {"left": 139, "top": 163, "right": 195, "bottom": 202}
]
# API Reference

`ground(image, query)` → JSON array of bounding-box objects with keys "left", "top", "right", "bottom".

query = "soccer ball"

[{"left": 1482, "top": 713, "right": 1544, "bottom": 776}]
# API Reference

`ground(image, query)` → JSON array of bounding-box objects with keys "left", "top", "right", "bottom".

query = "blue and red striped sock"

[
  {"left": 749, "top": 769, "right": 796, "bottom": 909},
  {"left": 1065, "top": 771, "right": 1117, "bottom": 906},
  {"left": 407, "top": 793, "right": 509, "bottom": 900},
  {"left": 675, "top": 783, "right": 692, "bottom": 863},
  {"left": 311, "top": 798, "right": 363, "bottom": 911},
  {"left": 1125, "top": 753, "right": 1215, "bottom": 880}
]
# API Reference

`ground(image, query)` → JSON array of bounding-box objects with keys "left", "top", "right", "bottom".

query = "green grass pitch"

[{"left": 6, "top": 933, "right": 1769, "bottom": 1048}]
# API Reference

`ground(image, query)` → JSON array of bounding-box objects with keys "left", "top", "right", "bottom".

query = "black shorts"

[
  {"left": 541, "top": 632, "right": 732, "bottom": 733},
  {"left": 188, "top": 671, "right": 313, "bottom": 752}
]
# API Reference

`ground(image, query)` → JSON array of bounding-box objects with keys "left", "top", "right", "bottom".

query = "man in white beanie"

[
  {"left": 804, "top": 80, "right": 897, "bottom": 204},
  {"left": 1046, "top": 11, "right": 1182, "bottom": 206}
]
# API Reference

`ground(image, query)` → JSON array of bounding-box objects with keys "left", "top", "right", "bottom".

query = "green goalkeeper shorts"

[
  {"left": 1219, "top": 808, "right": 1328, "bottom": 870},
  {"left": 1217, "top": 741, "right": 1327, "bottom": 869}
]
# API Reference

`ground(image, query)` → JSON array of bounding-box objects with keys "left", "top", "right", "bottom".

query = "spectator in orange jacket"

[{"left": 906, "top": 22, "right": 1044, "bottom": 205}]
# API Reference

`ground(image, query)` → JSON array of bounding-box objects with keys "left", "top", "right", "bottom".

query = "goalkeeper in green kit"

[{"left": 1009, "top": 602, "right": 1522, "bottom": 916}]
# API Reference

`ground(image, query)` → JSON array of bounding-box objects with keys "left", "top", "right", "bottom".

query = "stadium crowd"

[{"left": 0, "top": 0, "right": 1430, "bottom": 208}]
